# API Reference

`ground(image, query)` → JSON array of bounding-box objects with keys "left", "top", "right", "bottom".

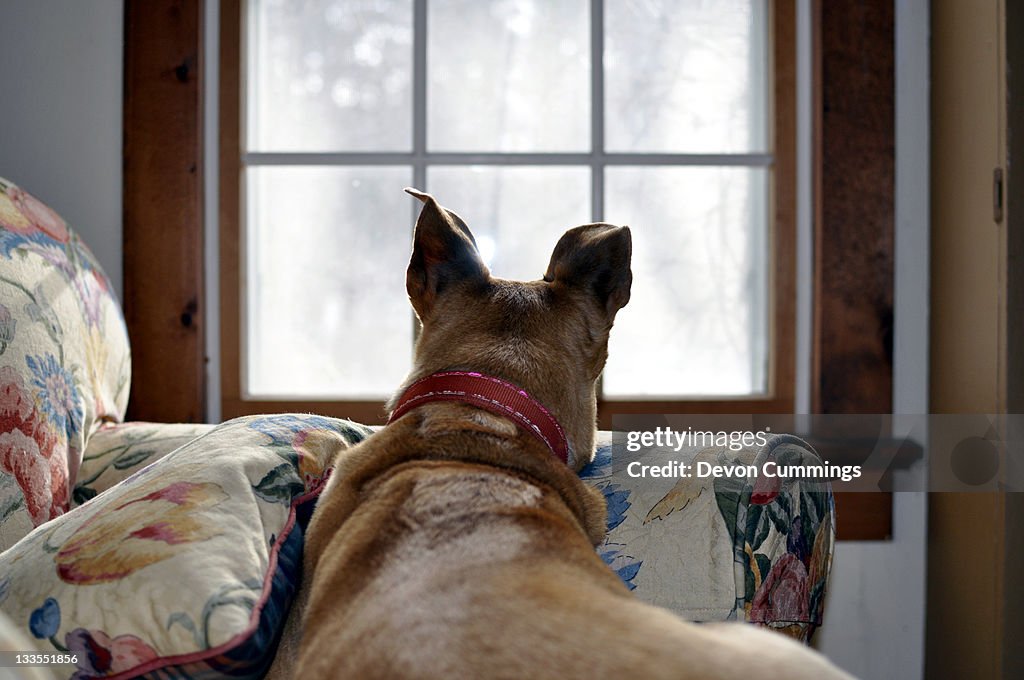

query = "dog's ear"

[
  {"left": 544, "top": 224, "right": 632, "bottom": 319},
  {"left": 405, "top": 188, "right": 488, "bottom": 320}
]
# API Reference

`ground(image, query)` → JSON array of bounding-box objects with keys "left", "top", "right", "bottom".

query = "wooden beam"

[
  {"left": 1004, "top": 3, "right": 1024, "bottom": 673},
  {"left": 833, "top": 492, "right": 892, "bottom": 540},
  {"left": 814, "top": 0, "right": 894, "bottom": 414},
  {"left": 123, "top": 0, "right": 205, "bottom": 422},
  {"left": 813, "top": 0, "right": 895, "bottom": 540}
]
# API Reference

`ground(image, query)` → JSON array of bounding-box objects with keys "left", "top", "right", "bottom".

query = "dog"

[{"left": 272, "top": 189, "right": 853, "bottom": 679}]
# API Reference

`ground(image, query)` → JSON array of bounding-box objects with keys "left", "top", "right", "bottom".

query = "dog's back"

[
  {"left": 298, "top": 420, "right": 848, "bottom": 680},
  {"left": 285, "top": 191, "right": 852, "bottom": 680}
]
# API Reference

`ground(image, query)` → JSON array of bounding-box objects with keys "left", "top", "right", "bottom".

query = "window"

[{"left": 221, "top": 0, "right": 795, "bottom": 423}]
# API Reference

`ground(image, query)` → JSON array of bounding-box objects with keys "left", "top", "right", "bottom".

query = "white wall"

[
  {"left": 813, "top": 1, "right": 930, "bottom": 678},
  {"left": 0, "top": 0, "right": 124, "bottom": 297}
]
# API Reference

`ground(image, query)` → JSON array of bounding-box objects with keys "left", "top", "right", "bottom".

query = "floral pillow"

[
  {"left": 580, "top": 433, "right": 834, "bottom": 643},
  {"left": 0, "top": 417, "right": 831, "bottom": 680},
  {"left": 0, "top": 177, "right": 130, "bottom": 551},
  {"left": 0, "top": 414, "right": 371, "bottom": 680},
  {"left": 73, "top": 422, "right": 217, "bottom": 506}
]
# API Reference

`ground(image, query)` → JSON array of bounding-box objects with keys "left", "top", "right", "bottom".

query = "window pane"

[
  {"left": 247, "top": 0, "right": 412, "bottom": 151},
  {"left": 427, "top": 166, "right": 590, "bottom": 280},
  {"left": 605, "top": 0, "right": 768, "bottom": 153},
  {"left": 246, "top": 167, "right": 413, "bottom": 398},
  {"left": 428, "top": 0, "right": 590, "bottom": 152},
  {"left": 603, "top": 167, "right": 769, "bottom": 397}
]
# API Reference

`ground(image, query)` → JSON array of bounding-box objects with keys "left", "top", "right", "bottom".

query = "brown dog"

[{"left": 283, "top": 190, "right": 852, "bottom": 679}]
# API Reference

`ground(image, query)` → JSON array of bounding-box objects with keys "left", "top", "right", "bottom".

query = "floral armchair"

[{"left": 0, "top": 177, "right": 835, "bottom": 679}]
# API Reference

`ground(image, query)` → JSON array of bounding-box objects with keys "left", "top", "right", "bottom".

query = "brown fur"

[{"left": 279, "top": 191, "right": 852, "bottom": 679}]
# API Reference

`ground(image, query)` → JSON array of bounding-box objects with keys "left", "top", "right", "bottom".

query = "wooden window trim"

[
  {"left": 123, "top": 0, "right": 205, "bottom": 423},
  {"left": 218, "top": 0, "right": 797, "bottom": 425},
  {"left": 812, "top": 0, "right": 895, "bottom": 541}
]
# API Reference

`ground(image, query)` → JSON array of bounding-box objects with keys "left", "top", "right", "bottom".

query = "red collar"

[{"left": 388, "top": 371, "right": 570, "bottom": 466}]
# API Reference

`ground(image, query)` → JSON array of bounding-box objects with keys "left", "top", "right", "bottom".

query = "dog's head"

[{"left": 393, "top": 188, "right": 631, "bottom": 470}]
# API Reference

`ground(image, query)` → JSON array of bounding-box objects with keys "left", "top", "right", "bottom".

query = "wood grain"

[
  {"left": 219, "top": 0, "right": 244, "bottom": 418},
  {"left": 813, "top": 0, "right": 895, "bottom": 415},
  {"left": 832, "top": 492, "right": 892, "bottom": 540},
  {"left": 812, "top": 0, "right": 895, "bottom": 540},
  {"left": 123, "top": 0, "right": 205, "bottom": 422}
]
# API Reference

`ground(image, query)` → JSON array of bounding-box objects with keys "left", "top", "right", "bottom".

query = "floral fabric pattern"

[
  {"left": 0, "top": 177, "right": 130, "bottom": 551},
  {"left": 0, "top": 419, "right": 831, "bottom": 679},
  {"left": 55, "top": 479, "right": 229, "bottom": 586},
  {"left": 73, "top": 422, "right": 216, "bottom": 505},
  {"left": 580, "top": 433, "right": 834, "bottom": 643},
  {"left": 0, "top": 414, "right": 370, "bottom": 680},
  {"left": 0, "top": 365, "right": 64, "bottom": 525}
]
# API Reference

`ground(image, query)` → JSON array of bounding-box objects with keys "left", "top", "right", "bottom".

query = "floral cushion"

[
  {"left": 582, "top": 433, "right": 834, "bottom": 642},
  {"left": 0, "top": 177, "right": 130, "bottom": 551},
  {"left": 0, "top": 414, "right": 371, "bottom": 680},
  {"left": 0, "top": 418, "right": 831, "bottom": 680},
  {"left": 73, "top": 422, "right": 216, "bottom": 506}
]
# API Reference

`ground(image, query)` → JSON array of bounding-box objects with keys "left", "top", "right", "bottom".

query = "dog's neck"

[
  {"left": 368, "top": 402, "right": 607, "bottom": 547},
  {"left": 303, "top": 400, "right": 608, "bottom": 578},
  {"left": 388, "top": 371, "right": 572, "bottom": 467}
]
